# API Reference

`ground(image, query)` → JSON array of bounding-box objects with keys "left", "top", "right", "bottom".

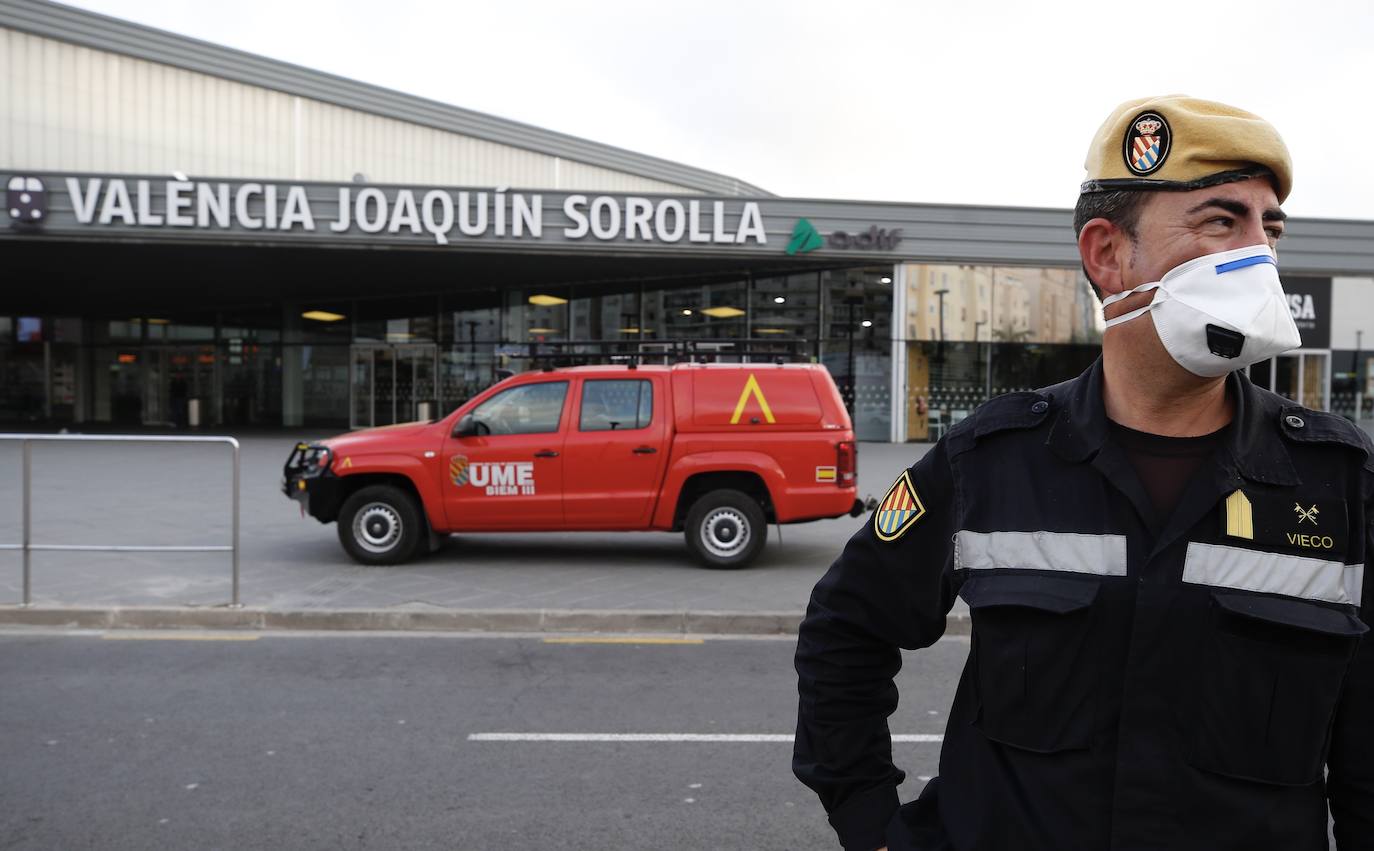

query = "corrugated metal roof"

[{"left": 0, "top": 0, "right": 771, "bottom": 197}]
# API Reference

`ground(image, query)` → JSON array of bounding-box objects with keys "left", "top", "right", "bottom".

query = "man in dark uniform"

[{"left": 794, "top": 95, "right": 1374, "bottom": 851}]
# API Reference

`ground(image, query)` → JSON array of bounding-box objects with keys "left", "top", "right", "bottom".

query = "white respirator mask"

[{"left": 1101, "top": 243, "right": 1302, "bottom": 377}]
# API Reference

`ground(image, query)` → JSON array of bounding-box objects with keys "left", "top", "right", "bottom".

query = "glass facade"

[
  {"left": 1332, "top": 349, "right": 1374, "bottom": 424},
  {"left": 3, "top": 258, "right": 1359, "bottom": 442},
  {"left": 900, "top": 263, "right": 1103, "bottom": 441},
  {"left": 0, "top": 265, "right": 897, "bottom": 436}
]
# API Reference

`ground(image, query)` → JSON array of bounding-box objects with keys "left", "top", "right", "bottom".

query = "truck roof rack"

[{"left": 497, "top": 338, "right": 815, "bottom": 370}]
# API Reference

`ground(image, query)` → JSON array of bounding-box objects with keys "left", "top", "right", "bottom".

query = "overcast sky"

[{"left": 64, "top": 0, "right": 1374, "bottom": 220}]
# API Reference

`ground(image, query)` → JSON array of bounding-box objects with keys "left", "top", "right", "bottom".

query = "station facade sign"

[{"left": 3, "top": 172, "right": 906, "bottom": 259}]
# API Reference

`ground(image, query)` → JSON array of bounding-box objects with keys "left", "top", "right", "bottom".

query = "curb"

[{"left": 0, "top": 605, "right": 973, "bottom": 636}]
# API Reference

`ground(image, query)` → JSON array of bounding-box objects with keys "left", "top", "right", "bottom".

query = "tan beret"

[{"left": 1081, "top": 95, "right": 1292, "bottom": 203}]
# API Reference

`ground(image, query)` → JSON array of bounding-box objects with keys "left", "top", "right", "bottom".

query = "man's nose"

[{"left": 1235, "top": 215, "right": 1271, "bottom": 247}]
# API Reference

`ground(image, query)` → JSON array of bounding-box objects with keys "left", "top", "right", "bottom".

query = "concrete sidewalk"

[{"left": 0, "top": 433, "right": 963, "bottom": 634}]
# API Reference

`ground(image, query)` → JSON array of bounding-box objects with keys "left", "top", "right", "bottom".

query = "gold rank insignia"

[
  {"left": 874, "top": 471, "right": 926, "bottom": 542},
  {"left": 1224, "top": 489, "right": 1254, "bottom": 540}
]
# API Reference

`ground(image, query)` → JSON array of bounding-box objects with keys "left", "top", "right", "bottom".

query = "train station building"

[{"left": 3, "top": 0, "right": 1372, "bottom": 441}]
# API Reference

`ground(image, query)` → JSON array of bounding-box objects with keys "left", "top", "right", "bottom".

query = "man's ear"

[{"left": 1078, "top": 218, "right": 1130, "bottom": 297}]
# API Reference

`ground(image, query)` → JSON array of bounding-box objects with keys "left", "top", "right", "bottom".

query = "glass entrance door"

[
  {"left": 350, "top": 344, "right": 438, "bottom": 429},
  {"left": 396, "top": 344, "right": 438, "bottom": 423}
]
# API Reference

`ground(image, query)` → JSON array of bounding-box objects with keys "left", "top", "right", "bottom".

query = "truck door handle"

[
  {"left": 533, "top": 450, "right": 559, "bottom": 458},
  {"left": 632, "top": 446, "right": 658, "bottom": 454}
]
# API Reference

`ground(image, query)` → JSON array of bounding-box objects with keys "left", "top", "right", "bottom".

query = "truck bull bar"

[{"left": 0, "top": 434, "right": 241, "bottom": 607}]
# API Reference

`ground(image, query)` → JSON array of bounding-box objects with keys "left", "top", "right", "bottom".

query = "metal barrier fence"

[{"left": 0, "top": 434, "right": 240, "bottom": 607}]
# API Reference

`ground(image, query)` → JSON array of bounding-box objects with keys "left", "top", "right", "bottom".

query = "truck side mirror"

[{"left": 453, "top": 414, "right": 479, "bottom": 438}]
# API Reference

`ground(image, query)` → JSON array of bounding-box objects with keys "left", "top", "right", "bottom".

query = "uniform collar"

[{"left": 1045, "top": 358, "right": 1299, "bottom": 486}]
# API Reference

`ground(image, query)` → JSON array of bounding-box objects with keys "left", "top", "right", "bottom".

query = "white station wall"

[
  {"left": 0, "top": 27, "right": 697, "bottom": 194},
  {"left": 1332, "top": 277, "right": 1374, "bottom": 350}
]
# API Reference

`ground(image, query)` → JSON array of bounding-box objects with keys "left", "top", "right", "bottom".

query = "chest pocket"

[
  {"left": 961, "top": 573, "right": 1102, "bottom": 753},
  {"left": 1185, "top": 590, "right": 1366, "bottom": 785}
]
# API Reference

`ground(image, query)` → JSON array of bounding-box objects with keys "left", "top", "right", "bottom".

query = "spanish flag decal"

[{"left": 874, "top": 471, "right": 926, "bottom": 542}]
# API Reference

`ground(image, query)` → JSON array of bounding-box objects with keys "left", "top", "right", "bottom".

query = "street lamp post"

[
  {"left": 932, "top": 288, "right": 950, "bottom": 367},
  {"left": 843, "top": 284, "right": 865, "bottom": 414},
  {"left": 1357, "top": 329, "right": 1365, "bottom": 421},
  {"left": 974, "top": 318, "right": 988, "bottom": 402}
]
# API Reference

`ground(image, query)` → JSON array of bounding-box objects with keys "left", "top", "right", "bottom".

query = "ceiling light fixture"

[
  {"left": 879, "top": 276, "right": 893, "bottom": 284},
  {"left": 861, "top": 320, "right": 874, "bottom": 328},
  {"left": 681, "top": 309, "right": 693, "bottom": 316},
  {"left": 302, "top": 310, "right": 346, "bottom": 322},
  {"left": 701, "top": 306, "right": 746, "bottom": 318},
  {"left": 528, "top": 294, "right": 568, "bottom": 306},
  {"left": 527, "top": 327, "right": 558, "bottom": 334},
  {"left": 773, "top": 296, "right": 786, "bottom": 304}
]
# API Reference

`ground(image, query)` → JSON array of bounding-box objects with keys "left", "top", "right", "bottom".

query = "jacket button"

[
  {"left": 1284, "top": 414, "right": 1305, "bottom": 429},
  {"left": 1031, "top": 401, "right": 1049, "bottom": 414}
]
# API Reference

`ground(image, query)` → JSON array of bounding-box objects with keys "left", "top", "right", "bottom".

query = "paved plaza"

[{"left": 0, "top": 433, "right": 934, "bottom": 619}]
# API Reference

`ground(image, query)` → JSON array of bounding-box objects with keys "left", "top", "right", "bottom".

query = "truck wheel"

[
  {"left": 337, "top": 485, "right": 424, "bottom": 566},
  {"left": 684, "top": 489, "right": 767, "bottom": 569}
]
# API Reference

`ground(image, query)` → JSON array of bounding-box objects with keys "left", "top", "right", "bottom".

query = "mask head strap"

[{"left": 1102, "top": 282, "right": 1161, "bottom": 329}]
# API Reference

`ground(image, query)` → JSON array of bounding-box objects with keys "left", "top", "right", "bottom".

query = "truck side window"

[
  {"left": 579, "top": 380, "right": 652, "bottom": 432},
  {"left": 470, "top": 381, "right": 568, "bottom": 435}
]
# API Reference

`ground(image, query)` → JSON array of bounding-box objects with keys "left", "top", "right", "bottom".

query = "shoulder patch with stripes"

[{"left": 874, "top": 470, "right": 926, "bottom": 542}]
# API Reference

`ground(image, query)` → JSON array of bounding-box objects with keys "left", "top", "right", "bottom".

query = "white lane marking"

[
  {"left": 102, "top": 632, "right": 259, "bottom": 641},
  {"left": 468, "top": 733, "right": 943, "bottom": 743},
  {"left": 543, "top": 637, "right": 704, "bottom": 645}
]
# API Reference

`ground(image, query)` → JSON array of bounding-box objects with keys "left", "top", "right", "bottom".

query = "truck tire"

[
  {"left": 684, "top": 488, "right": 767, "bottom": 569},
  {"left": 337, "top": 484, "right": 424, "bottom": 566}
]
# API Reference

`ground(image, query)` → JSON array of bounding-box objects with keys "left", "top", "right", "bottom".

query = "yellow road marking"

[
  {"left": 102, "top": 632, "right": 260, "bottom": 641},
  {"left": 542, "top": 637, "right": 704, "bottom": 645}
]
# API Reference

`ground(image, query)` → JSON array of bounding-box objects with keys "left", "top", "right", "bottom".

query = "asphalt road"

[{"left": 0, "top": 630, "right": 966, "bottom": 851}]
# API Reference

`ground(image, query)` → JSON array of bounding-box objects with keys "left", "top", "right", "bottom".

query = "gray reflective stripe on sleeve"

[
  {"left": 955, "top": 531, "right": 1128, "bottom": 576},
  {"left": 1346, "top": 564, "right": 1365, "bottom": 606},
  {"left": 1181, "top": 542, "right": 1356, "bottom": 605}
]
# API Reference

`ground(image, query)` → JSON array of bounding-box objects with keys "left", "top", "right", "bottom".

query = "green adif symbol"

[{"left": 785, "top": 218, "right": 824, "bottom": 255}]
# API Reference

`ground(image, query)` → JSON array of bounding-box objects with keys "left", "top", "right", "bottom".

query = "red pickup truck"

[{"left": 284, "top": 362, "right": 864, "bottom": 568}]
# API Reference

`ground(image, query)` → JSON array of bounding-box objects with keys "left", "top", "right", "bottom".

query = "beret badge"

[{"left": 1123, "top": 111, "right": 1171, "bottom": 176}]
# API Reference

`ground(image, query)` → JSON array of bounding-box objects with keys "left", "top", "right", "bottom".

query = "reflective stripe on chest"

[
  {"left": 1182, "top": 542, "right": 1364, "bottom": 605},
  {"left": 954, "top": 531, "right": 1127, "bottom": 576}
]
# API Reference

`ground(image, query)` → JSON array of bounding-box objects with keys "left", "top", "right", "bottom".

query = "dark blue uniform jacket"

[{"left": 794, "top": 360, "right": 1374, "bottom": 851}]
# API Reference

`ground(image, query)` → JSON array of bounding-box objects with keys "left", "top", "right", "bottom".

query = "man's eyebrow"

[
  {"left": 1184, "top": 197, "right": 1288, "bottom": 223},
  {"left": 1186, "top": 198, "right": 1251, "bottom": 218}
]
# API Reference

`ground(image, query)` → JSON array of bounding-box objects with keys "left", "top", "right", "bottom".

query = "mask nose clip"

[{"left": 1205, "top": 324, "right": 1246, "bottom": 359}]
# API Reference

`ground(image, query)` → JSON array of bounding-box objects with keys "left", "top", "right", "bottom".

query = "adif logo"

[
  {"left": 786, "top": 216, "right": 903, "bottom": 255},
  {"left": 450, "top": 456, "right": 536, "bottom": 496},
  {"left": 7, "top": 176, "right": 46, "bottom": 227},
  {"left": 785, "top": 218, "right": 824, "bottom": 255}
]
